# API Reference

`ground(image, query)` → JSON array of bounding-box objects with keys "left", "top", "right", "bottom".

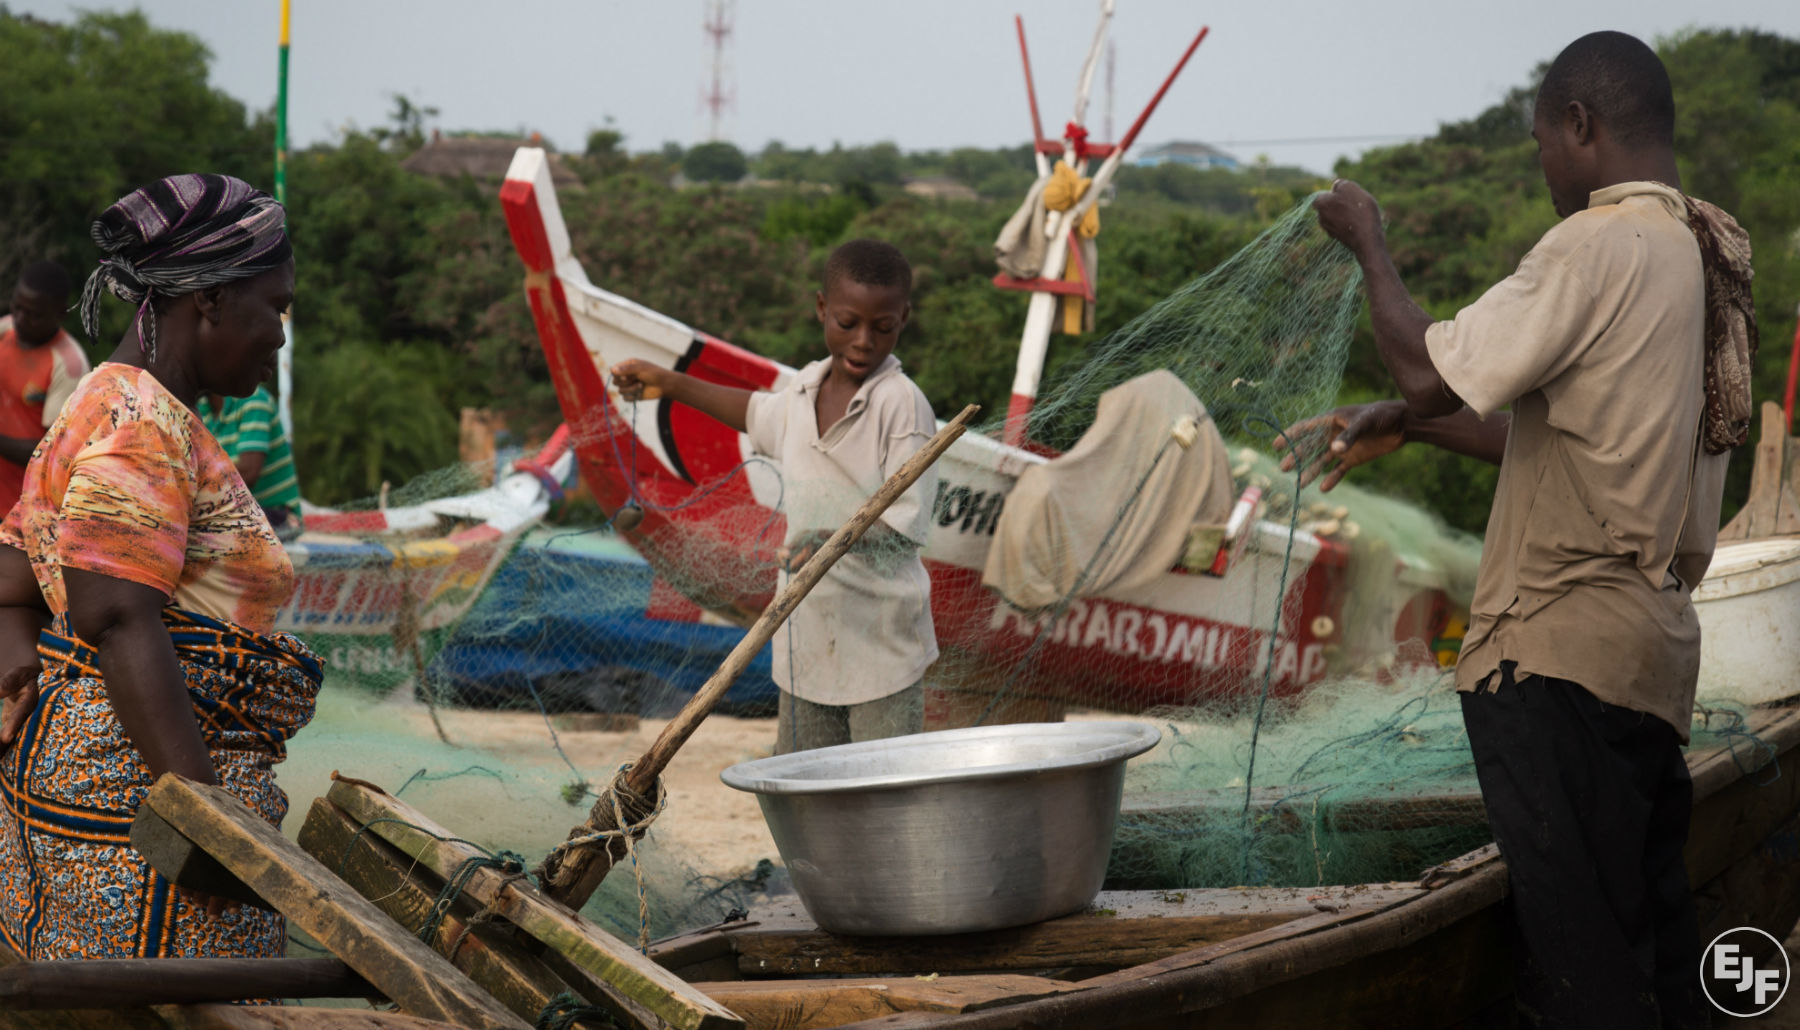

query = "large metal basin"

[{"left": 720, "top": 721, "right": 1161, "bottom": 935}]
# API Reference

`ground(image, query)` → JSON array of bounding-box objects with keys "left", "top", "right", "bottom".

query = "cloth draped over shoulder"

[
  {"left": 1681, "top": 193, "right": 1757, "bottom": 454},
  {"left": 0, "top": 607, "right": 321, "bottom": 960},
  {"left": 984, "top": 370, "right": 1235, "bottom": 611}
]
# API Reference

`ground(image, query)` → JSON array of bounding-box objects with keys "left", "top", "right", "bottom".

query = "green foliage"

[
  {"left": 682, "top": 141, "right": 748, "bottom": 183},
  {"left": 586, "top": 129, "right": 624, "bottom": 157},
  {"left": 370, "top": 94, "right": 438, "bottom": 153},
  {"left": 0, "top": 9, "right": 268, "bottom": 297},
  {"left": 292, "top": 340, "right": 459, "bottom": 503},
  {"left": 9, "top": 5, "right": 1796, "bottom": 539},
  {"left": 761, "top": 192, "right": 868, "bottom": 247},
  {"left": 1114, "top": 161, "right": 1323, "bottom": 215}
]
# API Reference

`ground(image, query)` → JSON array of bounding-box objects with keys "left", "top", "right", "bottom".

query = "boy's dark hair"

[
  {"left": 1537, "top": 31, "right": 1675, "bottom": 149},
  {"left": 823, "top": 239, "right": 912, "bottom": 296},
  {"left": 18, "top": 261, "right": 72, "bottom": 299}
]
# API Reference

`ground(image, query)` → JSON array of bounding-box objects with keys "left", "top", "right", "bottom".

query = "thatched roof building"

[
  {"left": 402, "top": 132, "right": 580, "bottom": 188},
  {"left": 902, "top": 176, "right": 981, "bottom": 202}
]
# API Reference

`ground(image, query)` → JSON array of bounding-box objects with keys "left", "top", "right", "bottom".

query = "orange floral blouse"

[{"left": 0, "top": 363, "right": 294, "bottom": 635}]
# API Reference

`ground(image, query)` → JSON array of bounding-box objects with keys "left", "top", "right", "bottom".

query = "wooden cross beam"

[
  {"left": 325, "top": 777, "right": 743, "bottom": 1030},
  {"left": 134, "top": 774, "right": 530, "bottom": 1029}
]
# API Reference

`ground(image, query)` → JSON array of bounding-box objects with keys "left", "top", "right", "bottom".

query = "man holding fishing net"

[{"left": 1279, "top": 31, "right": 1754, "bottom": 1029}]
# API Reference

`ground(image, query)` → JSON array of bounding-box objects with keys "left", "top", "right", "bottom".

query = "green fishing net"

[{"left": 255, "top": 193, "right": 1771, "bottom": 959}]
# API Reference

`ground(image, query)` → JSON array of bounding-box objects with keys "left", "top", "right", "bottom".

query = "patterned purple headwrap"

[{"left": 78, "top": 174, "right": 291, "bottom": 362}]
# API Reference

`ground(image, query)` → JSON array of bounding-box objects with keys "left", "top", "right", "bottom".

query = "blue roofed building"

[{"left": 1135, "top": 140, "right": 1241, "bottom": 171}]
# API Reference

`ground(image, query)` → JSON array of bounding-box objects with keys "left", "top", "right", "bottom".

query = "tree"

[
  {"left": 0, "top": 10, "right": 268, "bottom": 299},
  {"left": 682, "top": 141, "right": 748, "bottom": 183},
  {"left": 370, "top": 93, "right": 438, "bottom": 153},
  {"left": 585, "top": 128, "right": 625, "bottom": 158}
]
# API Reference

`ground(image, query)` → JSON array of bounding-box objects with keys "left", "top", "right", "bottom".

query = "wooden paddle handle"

[
  {"left": 542, "top": 403, "right": 977, "bottom": 909},
  {"left": 626, "top": 402, "right": 979, "bottom": 794}
]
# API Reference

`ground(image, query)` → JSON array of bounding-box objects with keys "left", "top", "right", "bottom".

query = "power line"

[{"left": 1207, "top": 133, "right": 1427, "bottom": 148}]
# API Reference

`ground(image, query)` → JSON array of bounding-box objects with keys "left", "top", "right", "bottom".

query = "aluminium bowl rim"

[{"left": 719, "top": 720, "right": 1161, "bottom": 795}]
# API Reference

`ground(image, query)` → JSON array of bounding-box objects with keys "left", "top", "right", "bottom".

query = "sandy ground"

[
  {"left": 430, "top": 704, "right": 784, "bottom": 876},
  {"left": 277, "top": 691, "right": 784, "bottom": 878}
]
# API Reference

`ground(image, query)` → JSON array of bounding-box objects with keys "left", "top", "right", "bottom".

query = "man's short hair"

[
  {"left": 823, "top": 239, "right": 912, "bottom": 296},
  {"left": 1537, "top": 31, "right": 1675, "bottom": 149},
  {"left": 18, "top": 261, "right": 72, "bottom": 300}
]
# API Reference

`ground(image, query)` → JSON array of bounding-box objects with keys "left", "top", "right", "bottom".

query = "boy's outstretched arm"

[{"left": 610, "top": 358, "right": 752, "bottom": 433}]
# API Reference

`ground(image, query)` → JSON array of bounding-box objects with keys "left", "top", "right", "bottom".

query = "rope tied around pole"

[{"left": 544, "top": 763, "right": 668, "bottom": 952}]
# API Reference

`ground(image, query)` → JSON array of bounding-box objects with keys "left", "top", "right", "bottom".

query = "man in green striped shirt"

[{"left": 199, "top": 386, "right": 303, "bottom": 539}]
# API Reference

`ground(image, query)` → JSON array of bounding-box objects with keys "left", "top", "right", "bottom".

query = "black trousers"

[{"left": 1461, "top": 666, "right": 1709, "bottom": 1029}]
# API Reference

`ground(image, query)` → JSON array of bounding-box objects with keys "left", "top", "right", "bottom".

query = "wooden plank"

[
  {"left": 152, "top": 1008, "right": 486, "bottom": 1030},
  {"left": 1122, "top": 785, "right": 1487, "bottom": 836},
  {"left": 327, "top": 777, "right": 743, "bottom": 1030},
  {"left": 1685, "top": 705, "right": 1800, "bottom": 886},
  {"left": 128, "top": 806, "right": 274, "bottom": 911},
  {"left": 0, "top": 956, "right": 373, "bottom": 1009},
  {"left": 296, "top": 797, "right": 613, "bottom": 1028},
  {"left": 726, "top": 885, "right": 1424, "bottom": 977},
  {"left": 0, "top": 1007, "right": 473, "bottom": 1030},
  {"left": 1689, "top": 704, "right": 1800, "bottom": 802},
  {"left": 693, "top": 974, "right": 1075, "bottom": 1030},
  {"left": 138, "top": 775, "right": 529, "bottom": 1030},
  {"left": 1720, "top": 402, "right": 1800, "bottom": 540},
  {"left": 0, "top": 948, "right": 465, "bottom": 1030},
  {"left": 1693, "top": 811, "right": 1800, "bottom": 955},
  {"left": 649, "top": 926, "right": 743, "bottom": 982},
  {"left": 826, "top": 871, "right": 1497, "bottom": 1030}
]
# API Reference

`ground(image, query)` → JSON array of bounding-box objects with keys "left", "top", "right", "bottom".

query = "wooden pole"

[
  {"left": 0, "top": 957, "right": 374, "bottom": 1009},
  {"left": 274, "top": 0, "right": 296, "bottom": 444},
  {"left": 1015, "top": 15, "right": 1048, "bottom": 177},
  {"left": 538, "top": 404, "right": 980, "bottom": 910}
]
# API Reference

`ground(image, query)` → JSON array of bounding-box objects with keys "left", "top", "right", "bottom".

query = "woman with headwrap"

[{"left": 0, "top": 174, "right": 321, "bottom": 961}]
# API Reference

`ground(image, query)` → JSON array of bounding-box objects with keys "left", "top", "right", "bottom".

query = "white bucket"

[{"left": 1694, "top": 537, "right": 1800, "bottom": 706}]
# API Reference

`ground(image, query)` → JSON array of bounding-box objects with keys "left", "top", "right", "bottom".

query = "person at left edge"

[
  {"left": 0, "top": 174, "right": 321, "bottom": 965},
  {"left": 0, "top": 263, "right": 92, "bottom": 514}
]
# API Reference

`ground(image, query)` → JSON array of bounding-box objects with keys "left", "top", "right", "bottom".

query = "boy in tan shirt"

[
  {"left": 1280, "top": 32, "right": 1751, "bottom": 1028},
  {"left": 611, "top": 240, "right": 938, "bottom": 753}
]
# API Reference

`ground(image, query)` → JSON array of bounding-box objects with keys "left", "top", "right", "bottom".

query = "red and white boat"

[
  {"left": 499, "top": 147, "right": 1463, "bottom": 717},
  {"left": 497, "top": 8, "right": 1466, "bottom": 717}
]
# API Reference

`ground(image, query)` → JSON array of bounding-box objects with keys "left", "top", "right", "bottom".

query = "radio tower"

[{"left": 701, "top": 0, "right": 735, "bottom": 141}]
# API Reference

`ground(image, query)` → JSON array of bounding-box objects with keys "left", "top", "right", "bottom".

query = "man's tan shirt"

[{"left": 1425, "top": 181, "right": 1726, "bottom": 740}]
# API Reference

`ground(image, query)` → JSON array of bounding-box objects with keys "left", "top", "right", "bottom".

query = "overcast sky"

[{"left": 16, "top": 1, "right": 1800, "bottom": 174}]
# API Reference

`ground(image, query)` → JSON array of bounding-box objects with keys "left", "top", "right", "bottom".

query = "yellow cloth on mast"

[
  {"left": 1045, "top": 161, "right": 1100, "bottom": 333},
  {"left": 1044, "top": 161, "right": 1101, "bottom": 238}
]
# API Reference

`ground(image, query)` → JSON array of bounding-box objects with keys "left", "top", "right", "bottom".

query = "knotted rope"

[{"left": 545, "top": 763, "right": 668, "bottom": 952}]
